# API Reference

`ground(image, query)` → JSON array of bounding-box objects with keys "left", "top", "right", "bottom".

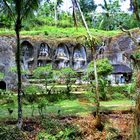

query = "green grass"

[
  {"left": 0, "top": 93, "right": 134, "bottom": 120},
  {"left": 100, "top": 99, "right": 134, "bottom": 106},
  {"left": 100, "top": 99, "right": 135, "bottom": 111},
  {"left": 0, "top": 26, "right": 121, "bottom": 38},
  {"left": 0, "top": 98, "right": 90, "bottom": 119},
  {"left": 0, "top": 84, "right": 135, "bottom": 120}
]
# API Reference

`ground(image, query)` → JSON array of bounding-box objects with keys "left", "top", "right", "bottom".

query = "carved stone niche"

[
  {"left": 38, "top": 43, "right": 51, "bottom": 59},
  {"left": 21, "top": 41, "right": 34, "bottom": 70},
  {"left": 37, "top": 43, "right": 51, "bottom": 67},
  {"left": 54, "top": 43, "right": 70, "bottom": 69},
  {"left": 73, "top": 44, "right": 87, "bottom": 70}
]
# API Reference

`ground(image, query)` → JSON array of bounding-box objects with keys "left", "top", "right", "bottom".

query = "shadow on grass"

[{"left": 0, "top": 98, "right": 133, "bottom": 120}]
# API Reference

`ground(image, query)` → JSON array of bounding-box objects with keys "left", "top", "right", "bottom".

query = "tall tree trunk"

[
  {"left": 120, "top": 26, "right": 140, "bottom": 139},
  {"left": 133, "top": 71, "right": 140, "bottom": 140},
  {"left": 91, "top": 47, "right": 100, "bottom": 116},
  {"left": 103, "top": 0, "right": 110, "bottom": 18},
  {"left": 133, "top": 90, "right": 140, "bottom": 140},
  {"left": 15, "top": 18, "right": 22, "bottom": 130},
  {"left": 94, "top": 57, "right": 100, "bottom": 115},
  {"left": 132, "top": 0, "right": 140, "bottom": 24},
  {"left": 45, "top": 80, "right": 48, "bottom": 94},
  {"left": 73, "top": 0, "right": 100, "bottom": 116},
  {"left": 54, "top": 0, "right": 57, "bottom": 26},
  {"left": 73, "top": 0, "right": 91, "bottom": 38}
]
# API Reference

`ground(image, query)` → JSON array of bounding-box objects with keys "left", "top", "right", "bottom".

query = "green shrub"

[
  {"left": 107, "top": 86, "right": 128, "bottom": 95},
  {"left": 5, "top": 98, "right": 14, "bottom": 104},
  {"left": 24, "top": 93, "right": 38, "bottom": 103},
  {"left": 39, "top": 117, "right": 82, "bottom": 140},
  {"left": 24, "top": 93, "right": 39, "bottom": 116},
  {"left": 111, "top": 92, "right": 126, "bottom": 100},
  {"left": 100, "top": 91, "right": 108, "bottom": 101},
  {"left": 84, "top": 90, "right": 96, "bottom": 103},
  {"left": 0, "top": 91, "right": 16, "bottom": 110},
  {"left": 46, "top": 90, "right": 76, "bottom": 103},
  {"left": 99, "top": 78, "right": 108, "bottom": 101},
  {"left": 57, "top": 19, "right": 73, "bottom": 28},
  {"left": 0, "top": 126, "right": 27, "bottom": 140},
  {"left": 37, "top": 98, "right": 48, "bottom": 117},
  {"left": 24, "top": 85, "right": 44, "bottom": 94},
  {"left": 44, "top": 30, "right": 48, "bottom": 36},
  {"left": 0, "top": 90, "right": 14, "bottom": 96},
  {"left": 126, "top": 83, "right": 136, "bottom": 94},
  {"left": 107, "top": 85, "right": 135, "bottom": 100}
]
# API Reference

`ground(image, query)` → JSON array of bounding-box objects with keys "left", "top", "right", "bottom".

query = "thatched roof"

[{"left": 112, "top": 64, "right": 133, "bottom": 74}]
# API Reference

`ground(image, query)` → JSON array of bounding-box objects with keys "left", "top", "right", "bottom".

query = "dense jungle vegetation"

[
  {"left": 0, "top": 0, "right": 139, "bottom": 36},
  {"left": 0, "top": 0, "right": 140, "bottom": 140}
]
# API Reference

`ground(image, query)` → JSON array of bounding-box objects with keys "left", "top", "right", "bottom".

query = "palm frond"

[
  {"left": 20, "top": 0, "right": 41, "bottom": 20},
  {"left": 2, "top": 0, "right": 16, "bottom": 22}
]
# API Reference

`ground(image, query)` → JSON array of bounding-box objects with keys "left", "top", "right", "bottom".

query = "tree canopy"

[{"left": 86, "top": 58, "right": 113, "bottom": 80}]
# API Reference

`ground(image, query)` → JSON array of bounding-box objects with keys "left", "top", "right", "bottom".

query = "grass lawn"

[
  {"left": 0, "top": 26, "right": 121, "bottom": 38},
  {"left": 0, "top": 92, "right": 134, "bottom": 120},
  {"left": 0, "top": 91, "right": 135, "bottom": 140}
]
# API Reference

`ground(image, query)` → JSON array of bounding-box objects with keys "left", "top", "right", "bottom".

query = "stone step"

[
  {"left": 24, "top": 82, "right": 87, "bottom": 92},
  {"left": 28, "top": 79, "right": 46, "bottom": 84},
  {"left": 27, "top": 78, "right": 88, "bottom": 92}
]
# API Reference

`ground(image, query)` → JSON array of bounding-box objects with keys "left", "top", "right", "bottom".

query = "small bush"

[
  {"left": 111, "top": 92, "right": 126, "bottom": 100},
  {"left": 44, "top": 31, "right": 48, "bottom": 36},
  {"left": 39, "top": 117, "right": 82, "bottom": 140},
  {"left": 0, "top": 90, "right": 14, "bottom": 96},
  {"left": 38, "top": 99, "right": 48, "bottom": 117},
  {"left": 57, "top": 20, "right": 73, "bottom": 28},
  {"left": 0, "top": 126, "right": 28, "bottom": 140},
  {"left": 24, "top": 93, "right": 38, "bottom": 103},
  {"left": 24, "top": 93, "right": 39, "bottom": 116},
  {"left": 100, "top": 91, "right": 108, "bottom": 101},
  {"left": 107, "top": 86, "right": 125, "bottom": 95},
  {"left": 107, "top": 85, "right": 135, "bottom": 100},
  {"left": 46, "top": 90, "right": 76, "bottom": 103},
  {"left": 5, "top": 98, "right": 14, "bottom": 104},
  {"left": 126, "top": 83, "right": 136, "bottom": 95},
  {"left": 24, "top": 85, "right": 44, "bottom": 94}
]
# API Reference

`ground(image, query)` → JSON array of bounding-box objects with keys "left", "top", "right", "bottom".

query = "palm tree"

[
  {"left": 133, "top": 71, "right": 140, "bottom": 140},
  {"left": 71, "top": 0, "right": 100, "bottom": 116},
  {"left": 2, "top": 0, "right": 41, "bottom": 129},
  {"left": 119, "top": 26, "right": 140, "bottom": 140},
  {"left": 54, "top": 0, "right": 63, "bottom": 26},
  {"left": 130, "top": 0, "right": 140, "bottom": 24}
]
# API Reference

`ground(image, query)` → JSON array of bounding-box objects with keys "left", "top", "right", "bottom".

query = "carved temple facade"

[{"left": 0, "top": 31, "right": 139, "bottom": 90}]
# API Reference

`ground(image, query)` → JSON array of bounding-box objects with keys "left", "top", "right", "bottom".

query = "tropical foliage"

[
  {"left": 0, "top": 0, "right": 140, "bottom": 139},
  {"left": 0, "top": 0, "right": 140, "bottom": 30}
]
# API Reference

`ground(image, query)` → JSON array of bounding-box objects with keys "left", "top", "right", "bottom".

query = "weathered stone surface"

[
  {"left": 0, "top": 63, "right": 6, "bottom": 73},
  {"left": 0, "top": 36, "right": 16, "bottom": 90},
  {"left": 4, "top": 71, "right": 17, "bottom": 90},
  {"left": 0, "top": 33, "right": 139, "bottom": 90}
]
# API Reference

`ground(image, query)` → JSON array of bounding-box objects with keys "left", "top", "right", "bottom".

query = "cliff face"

[
  {"left": 0, "top": 36, "right": 16, "bottom": 71},
  {"left": 0, "top": 36, "right": 17, "bottom": 90},
  {"left": 0, "top": 32, "right": 139, "bottom": 90}
]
